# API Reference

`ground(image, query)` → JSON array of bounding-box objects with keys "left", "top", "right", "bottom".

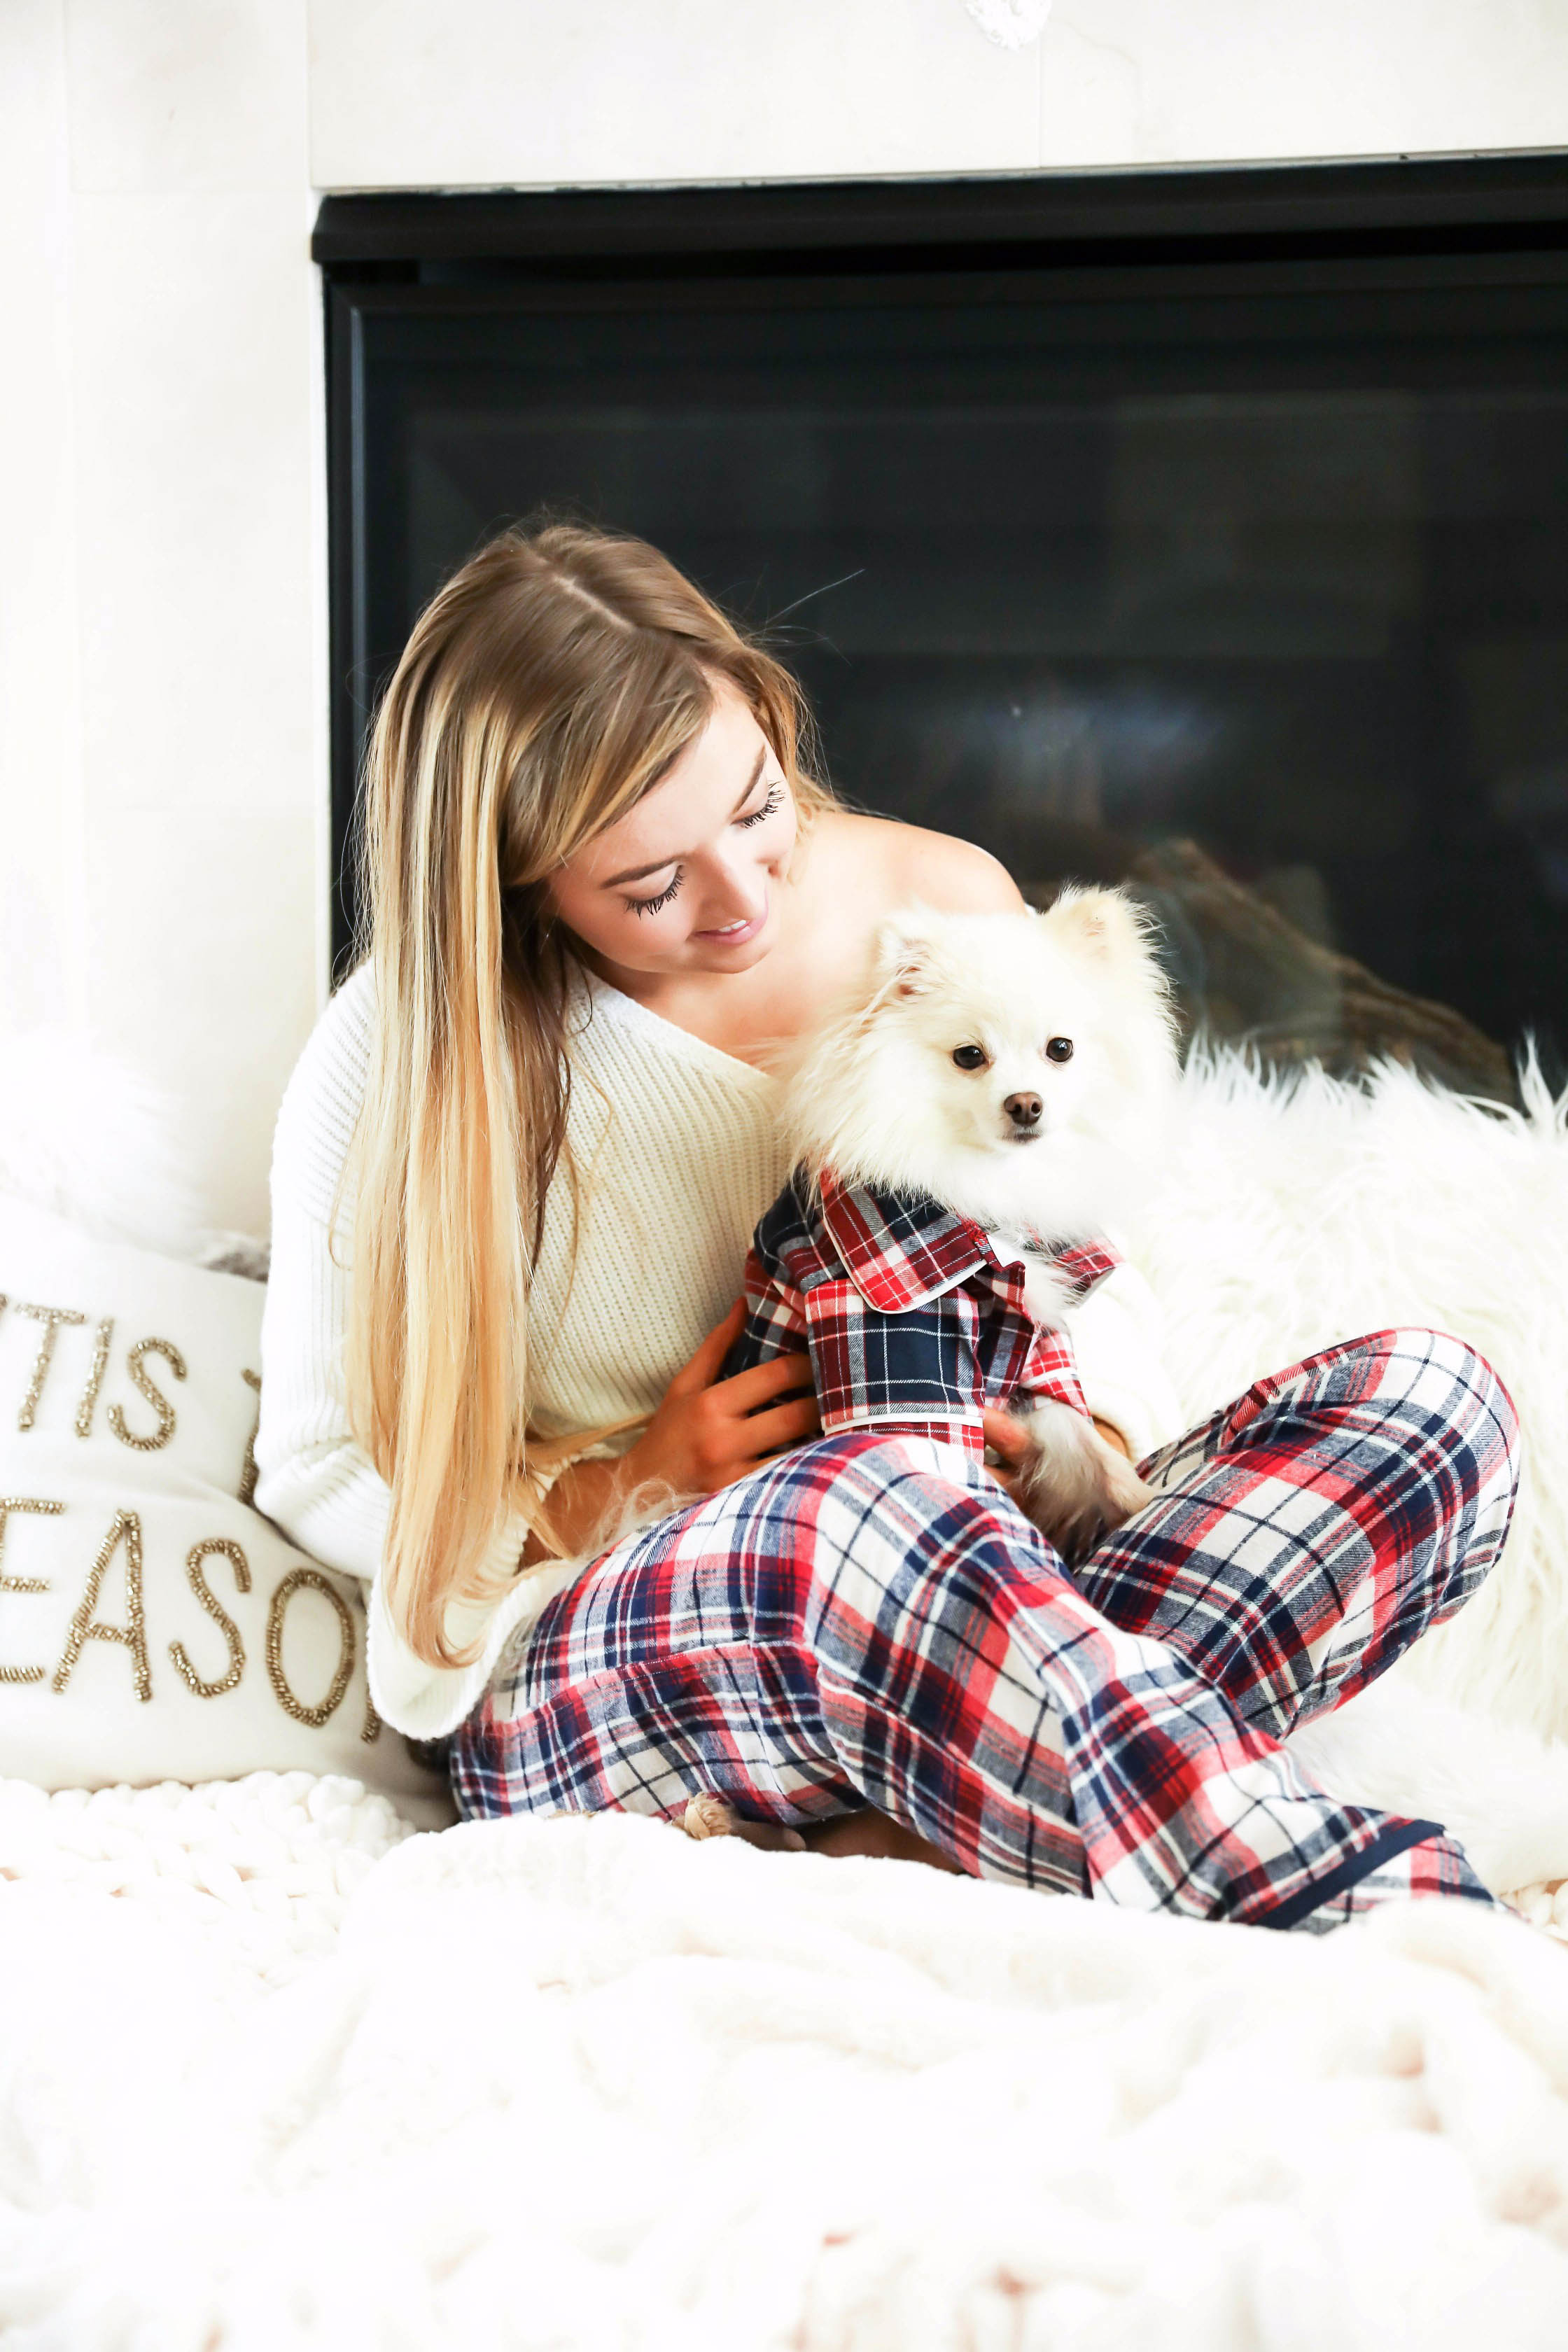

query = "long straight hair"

[{"left": 333, "top": 520, "right": 835, "bottom": 1669}]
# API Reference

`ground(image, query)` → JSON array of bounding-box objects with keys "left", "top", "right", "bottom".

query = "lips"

[{"left": 695, "top": 906, "right": 764, "bottom": 945}]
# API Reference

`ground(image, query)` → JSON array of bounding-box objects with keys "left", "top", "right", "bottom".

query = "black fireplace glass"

[{"left": 326, "top": 192, "right": 1568, "bottom": 1098}]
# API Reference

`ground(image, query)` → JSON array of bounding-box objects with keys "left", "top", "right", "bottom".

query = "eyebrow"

[{"left": 598, "top": 748, "right": 769, "bottom": 888}]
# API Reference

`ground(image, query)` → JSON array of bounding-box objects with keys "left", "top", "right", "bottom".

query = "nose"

[{"left": 1004, "top": 1092, "right": 1042, "bottom": 1130}]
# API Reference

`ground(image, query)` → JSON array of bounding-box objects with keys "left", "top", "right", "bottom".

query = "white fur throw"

[{"left": 1120, "top": 1046, "right": 1568, "bottom": 1743}]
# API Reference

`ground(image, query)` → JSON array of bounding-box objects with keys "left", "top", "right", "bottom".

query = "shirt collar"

[{"left": 815, "top": 1172, "right": 1118, "bottom": 1314}]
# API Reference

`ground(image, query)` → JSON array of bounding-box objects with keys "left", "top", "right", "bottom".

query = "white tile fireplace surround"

[{"left": 4, "top": 0, "right": 1566, "bottom": 1232}]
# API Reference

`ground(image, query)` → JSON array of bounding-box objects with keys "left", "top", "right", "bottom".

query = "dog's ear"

[
  {"left": 1038, "top": 884, "right": 1156, "bottom": 967},
  {"left": 872, "top": 904, "right": 943, "bottom": 1000},
  {"left": 1038, "top": 884, "right": 1182, "bottom": 1085}
]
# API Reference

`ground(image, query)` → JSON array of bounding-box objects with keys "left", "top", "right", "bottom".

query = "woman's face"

[{"left": 545, "top": 679, "right": 800, "bottom": 979}]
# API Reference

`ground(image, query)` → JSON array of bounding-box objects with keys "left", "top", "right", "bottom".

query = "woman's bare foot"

[{"left": 681, "top": 1793, "right": 805, "bottom": 1851}]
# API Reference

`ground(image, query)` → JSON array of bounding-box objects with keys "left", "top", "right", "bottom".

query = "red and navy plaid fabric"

[
  {"left": 721, "top": 1169, "right": 1121, "bottom": 1455},
  {"left": 451, "top": 1326, "right": 1520, "bottom": 1931}
]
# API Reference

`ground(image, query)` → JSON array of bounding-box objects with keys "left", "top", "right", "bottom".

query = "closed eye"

[
  {"left": 735, "top": 780, "right": 783, "bottom": 830},
  {"left": 623, "top": 870, "right": 683, "bottom": 916}
]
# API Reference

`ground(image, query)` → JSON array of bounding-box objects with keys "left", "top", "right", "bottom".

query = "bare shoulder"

[
  {"left": 824, "top": 810, "right": 1027, "bottom": 916},
  {"left": 884, "top": 818, "right": 1027, "bottom": 914}
]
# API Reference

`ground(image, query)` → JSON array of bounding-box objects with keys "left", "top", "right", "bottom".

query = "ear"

[
  {"left": 872, "top": 902, "right": 944, "bottom": 1000},
  {"left": 1038, "top": 883, "right": 1157, "bottom": 967},
  {"left": 1039, "top": 883, "right": 1181, "bottom": 1080}
]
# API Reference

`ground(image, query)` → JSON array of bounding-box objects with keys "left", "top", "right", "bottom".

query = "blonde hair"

[{"left": 332, "top": 519, "right": 836, "bottom": 1671}]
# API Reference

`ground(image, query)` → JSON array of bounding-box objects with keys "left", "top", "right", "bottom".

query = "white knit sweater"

[{"left": 253, "top": 960, "right": 1187, "bottom": 1741}]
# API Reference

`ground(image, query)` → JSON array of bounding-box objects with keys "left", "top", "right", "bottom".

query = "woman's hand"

[
  {"left": 981, "top": 1406, "right": 1032, "bottom": 1508},
  {"left": 625, "top": 1298, "right": 822, "bottom": 1499},
  {"left": 517, "top": 1304, "right": 821, "bottom": 1568}
]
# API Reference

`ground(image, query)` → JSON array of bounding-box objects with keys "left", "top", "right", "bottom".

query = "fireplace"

[{"left": 315, "top": 158, "right": 1568, "bottom": 1096}]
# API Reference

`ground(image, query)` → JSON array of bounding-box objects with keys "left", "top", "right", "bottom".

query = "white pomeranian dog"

[{"left": 773, "top": 881, "right": 1182, "bottom": 1558}]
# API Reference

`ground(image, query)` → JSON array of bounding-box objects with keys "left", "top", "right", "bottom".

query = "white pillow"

[{"left": 0, "top": 1190, "right": 449, "bottom": 1807}]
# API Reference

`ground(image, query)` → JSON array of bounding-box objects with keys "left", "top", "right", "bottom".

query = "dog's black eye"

[
  {"left": 951, "top": 1044, "right": 988, "bottom": 1071},
  {"left": 1045, "top": 1037, "right": 1074, "bottom": 1064}
]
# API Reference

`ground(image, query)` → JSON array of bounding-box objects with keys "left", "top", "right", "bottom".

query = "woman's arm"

[
  {"left": 252, "top": 1186, "right": 396, "bottom": 1578},
  {"left": 257, "top": 1177, "right": 584, "bottom": 1744},
  {"left": 253, "top": 1186, "right": 536, "bottom": 1591}
]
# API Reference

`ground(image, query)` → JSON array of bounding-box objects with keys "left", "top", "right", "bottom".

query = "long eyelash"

[
  {"left": 621, "top": 783, "right": 779, "bottom": 914},
  {"left": 736, "top": 782, "right": 783, "bottom": 830},
  {"left": 624, "top": 869, "right": 684, "bottom": 917}
]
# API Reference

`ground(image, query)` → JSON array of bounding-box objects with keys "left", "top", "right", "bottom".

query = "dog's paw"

[
  {"left": 1019, "top": 1401, "right": 1155, "bottom": 1560},
  {"left": 1100, "top": 1448, "right": 1157, "bottom": 1527}
]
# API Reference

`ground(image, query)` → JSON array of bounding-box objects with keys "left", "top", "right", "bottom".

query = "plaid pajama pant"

[{"left": 449, "top": 1327, "right": 1520, "bottom": 1930}]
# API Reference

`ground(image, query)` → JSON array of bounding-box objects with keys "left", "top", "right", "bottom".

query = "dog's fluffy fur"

[{"left": 776, "top": 886, "right": 1182, "bottom": 1555}]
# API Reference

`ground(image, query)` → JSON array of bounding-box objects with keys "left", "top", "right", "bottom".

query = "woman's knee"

[
  {"left": 1431, "top": 1334, "right": 1521, "bottom": 1574},
  {"left": 1321, "top": 1329, "right": 1522, "bottom": 1599},
  {"left": 1359, "top": 1327, "right": 1518, "bottom": 1481},
  {"left": 748, "top": 1427, "right": 1054, "bottom": 1644},
  {"left": 1266, "top": 1326, "right": 1516, "bottom": 1463}
]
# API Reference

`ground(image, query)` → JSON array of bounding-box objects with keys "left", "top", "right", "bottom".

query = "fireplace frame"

[{"left": 314, "top": 154, "right": 1568, "bottom": 989}]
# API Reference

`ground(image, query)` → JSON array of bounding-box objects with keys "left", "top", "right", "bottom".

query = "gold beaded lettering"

[
  {"left": 239, "top": 1367, "right": 260, "bottom": 1504},
  {"left": 52, "top": 1509, "right": 152, "bottom": 1702},
  {"left": 168, "top": 1538, "right": 252, "bottom": 1699},
  {"left": 361, "top": 1685, "right": 382, "bottom": 1744},
  {"left": 75, "top": 1318, "right": 113, "bottom": 1439},
  {"left": 0, "top": 1496, "right": 63, "bottom": 1683},
  {"left": 265, "top": 1567, "right": 354, "bottom": 1728},
  {"left": 15, "top": 1303, "right": 88, "bottom": 1431},
  {"left": 107, "top": 1337, "right": 186, "bottom": 1452}
]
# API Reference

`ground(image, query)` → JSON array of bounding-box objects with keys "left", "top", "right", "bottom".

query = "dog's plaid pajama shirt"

[
  {"left": 718, "top": 1168, "right": 1118, "bottom": 1450},
  {"left": 451, "top": 1190, "right": 1521, "bottom": 1929}
]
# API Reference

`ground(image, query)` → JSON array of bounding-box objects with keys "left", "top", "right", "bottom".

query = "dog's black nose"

[{"left": 1004, "top": 1091, "right": 1042, "bottom": 1129}]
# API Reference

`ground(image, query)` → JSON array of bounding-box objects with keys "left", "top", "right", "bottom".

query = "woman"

[{"left": 254, "top": 519, "right": 1520, "bottom": 1929}]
